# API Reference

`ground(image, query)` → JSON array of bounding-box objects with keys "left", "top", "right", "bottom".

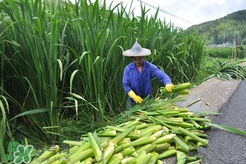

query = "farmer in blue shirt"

[{"left": 122, "top": 41, "right": 174, "bottom": 109}]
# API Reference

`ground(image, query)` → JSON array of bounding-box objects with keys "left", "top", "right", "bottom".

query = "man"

[{"left": 122, "top": 41, "right": 174, "bottom": 109}]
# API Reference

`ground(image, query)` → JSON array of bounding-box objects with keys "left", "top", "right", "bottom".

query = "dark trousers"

[{"left": 126, "top": 98, "right": 135, "bottom": 110}]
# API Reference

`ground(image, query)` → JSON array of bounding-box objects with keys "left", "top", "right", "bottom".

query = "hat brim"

[{"left": 122, "top": 48, "right": 151, "bottom": 56}]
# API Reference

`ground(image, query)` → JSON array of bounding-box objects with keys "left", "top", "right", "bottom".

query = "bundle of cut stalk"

[
  {"left": 32, "top": 96, "right": 212, "bottom": 164},
  {"left": 160, "top": 82, "right": 192, "bottom": 95}
]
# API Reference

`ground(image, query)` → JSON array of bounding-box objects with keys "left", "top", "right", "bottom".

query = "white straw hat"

[{"left": 122, "top": 42, "right": 151, "bottom": 56}]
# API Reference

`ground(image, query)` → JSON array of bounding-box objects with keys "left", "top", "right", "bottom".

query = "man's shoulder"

[
  {"left": 143, "top": 60, "right": 154, "bottom": 68},
  {"left": 125, "top": 62, "right": 135, "bottom": 69}
]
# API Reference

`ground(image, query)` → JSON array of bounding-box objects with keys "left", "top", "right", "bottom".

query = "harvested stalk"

[
  {"left": 148, "top": 152, "right": 159, "bottom": 164},
  {"left": 30, "top": 84, "right": 215, "bottom": 164},
  {"left": 107, "top": 153, "right": 123, "bottom": 164},
  {"left": 130, "top": 136, "right": 156, "bottom": 147},
  {"left": 121, "top": 157, "right": 137, "bottom": 164},
  {"left": 136, "top": 152, "right": 152, "bottom": 164},
  {"left": 136, "top": 143, "right": 157, "bottom": 154},
  {"left": 155, "top": 143, "right": 170, "bottom": 153},
  {"left": 173, "top": 136, "right": 190, "bottom": 152},
  {"left": 176, "top": 150, "right": 187, "bottom": 164},
  {"left": 101, "top": 142, "right": 115, "bottom": 164},
  {"left": 158, "top": 147, "right": 177, "bottom": 159},
  {"left": 120, "top": 146, "right": 135, "bottom": 157},
  {"left": 88, "top": 132, "right": 103, "bottom": 162},
  {"left": 110, "top": 126, "right": 135, "bottom": 144},
  {"left": 67, "top": 149, "right": 94, "bottom": 164},
  {"left": 31, "top": 145, "right": 59, "bottom": 164},
  {"left": 153, "top": 134, "right": 176, "bottom": 144},
  {"left": 114, "top": 143, "right": 131, "bottom": 153},
  {"left": 178, "top": 127, "right": 208, "bottom": 146},
  {"left": 160, "top": 82, "right": 191, "bottom": 95}
]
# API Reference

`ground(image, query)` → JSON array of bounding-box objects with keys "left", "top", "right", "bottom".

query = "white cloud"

[{"left": 70, "top": 0, "right": 246, "bottom": 29}]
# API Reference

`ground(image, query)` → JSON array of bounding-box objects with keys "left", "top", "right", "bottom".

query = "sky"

[{"left": 70, "top": 0, "right": 246, "bottom": 29}]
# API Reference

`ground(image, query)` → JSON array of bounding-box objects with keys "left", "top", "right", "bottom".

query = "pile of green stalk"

[{"left": 31, "top": 83, "right": 211, "bottom": 164}]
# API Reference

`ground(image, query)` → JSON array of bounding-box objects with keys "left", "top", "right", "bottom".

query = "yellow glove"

[
  {"left": 165, "top": 83, "right": 174, "bottom": 92},
  {"left": 128, "top": 90, "right": 143, "bottom": 104}
]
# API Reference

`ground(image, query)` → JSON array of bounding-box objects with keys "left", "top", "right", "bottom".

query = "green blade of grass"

[
  {"left": 205, "top": 122, "right": 246, "bottom": 136},
  {"left": 9, "top": 108, "right": 50, "bottom": 121}
]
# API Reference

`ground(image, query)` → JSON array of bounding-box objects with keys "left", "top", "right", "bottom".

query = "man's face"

[{"left": 132, "top": 57, "right": 143, "bottom": 67}]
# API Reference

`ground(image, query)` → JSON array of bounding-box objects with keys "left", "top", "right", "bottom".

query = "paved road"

[{"left": 196, "top": 80, "right": 246, "bottom": 164}]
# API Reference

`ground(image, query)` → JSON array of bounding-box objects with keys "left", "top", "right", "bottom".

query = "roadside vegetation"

[{"left": 0, "top": 0, "right": 246, "bottom": 163}]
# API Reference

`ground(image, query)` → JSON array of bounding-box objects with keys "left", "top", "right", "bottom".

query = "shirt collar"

[{"left": 130, "top": 60, "right": 147, "bottom": 68}]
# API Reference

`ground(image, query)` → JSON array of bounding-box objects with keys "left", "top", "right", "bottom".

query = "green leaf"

[
  {"left": 9, "top": 108, "right": 50, "bottom": 121},
  {"left": 205, "top": 122, "right": 246, "bottom": 136}
]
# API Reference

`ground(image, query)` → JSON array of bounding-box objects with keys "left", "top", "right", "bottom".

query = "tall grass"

[
  {"left": 0, "top": 0, "right": 68, "bottom": 145},
  {"left": 0, "top": 0, "right": 205, "bottom": 152},
  {"left": 0, "top": 96, "right": 9, "bottom": 162}
]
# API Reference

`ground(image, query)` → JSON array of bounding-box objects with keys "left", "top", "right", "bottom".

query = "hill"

[{"left": 184, "top": 10, "right": 246, "bottom": 46}]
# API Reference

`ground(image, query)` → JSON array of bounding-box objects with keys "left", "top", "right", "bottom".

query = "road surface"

[{"left": 196, "top": 80, "right": 246, "bottom": 164}]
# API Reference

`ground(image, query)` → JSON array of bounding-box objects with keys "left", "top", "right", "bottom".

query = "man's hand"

[
  {"left": 165, "top": 83, "right": 174, "bottom": 92},
  {"left": 128, "top": 90, "right": 143, "bottom": 103}
]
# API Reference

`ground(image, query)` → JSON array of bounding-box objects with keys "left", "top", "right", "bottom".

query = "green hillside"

[{"left": 184, "top": 10, "right": 246, "bottom": 45}]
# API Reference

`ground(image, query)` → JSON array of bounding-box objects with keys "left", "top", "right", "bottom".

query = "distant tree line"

[{"left": 184, "top": 10, "right": 246, "bottom": 46}]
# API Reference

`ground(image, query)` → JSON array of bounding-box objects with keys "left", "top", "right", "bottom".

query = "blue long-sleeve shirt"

[{"left": 122, "top": 60, "right": 172, "bottom": 103}]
